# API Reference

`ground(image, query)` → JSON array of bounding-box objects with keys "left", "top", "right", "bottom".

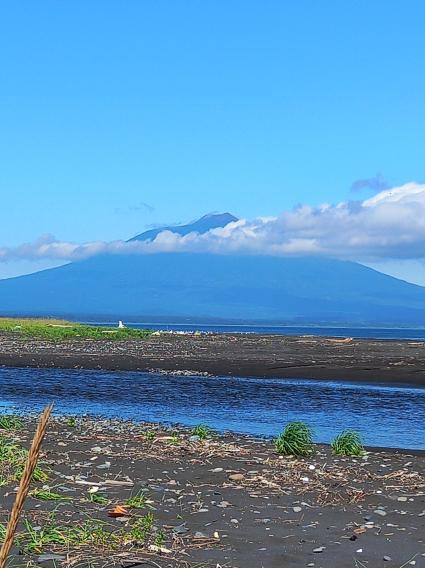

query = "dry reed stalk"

[{"left": 0, "top": 403, "right": 53, "bottom": 567}]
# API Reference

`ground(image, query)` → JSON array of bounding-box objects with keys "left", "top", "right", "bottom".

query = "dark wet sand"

[
  {"left": 2, "top": 417, "right": 424, "bottom": 568},
  {"left": 1, "top": 332, "right": 425, "bottom": 385}
]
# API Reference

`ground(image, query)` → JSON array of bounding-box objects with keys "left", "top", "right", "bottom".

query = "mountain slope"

[
  {"left": 1, "top": 214, "right": 425, "bottom": 324},
  {"left": 129, "top": 213, "right": 237, "bottom": 242}
]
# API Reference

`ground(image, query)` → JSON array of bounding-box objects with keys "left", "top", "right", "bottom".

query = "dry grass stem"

[{"left": 0, "top": 403, "right": 53, "bottom": 567}]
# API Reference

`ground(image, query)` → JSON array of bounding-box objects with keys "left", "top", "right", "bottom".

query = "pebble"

[
  {"left": 383, "top": 556, "right": 392, "bottom": 561},
  {"left": 397, "top": 496, "right": 408, "bottom": 502},
  {"left": 293, "top": 506, "right": 302, "bottom": 513},
  {"left": 374, "top": 509, "right": 387, "bottom": 516},
  {"left": 172, "top": 524, "right": 189, "bottom": 534},
  {"left": 229, "top": 473, "right": 245, "bottom": 481},
  {"left": 313, "top": 546, "right": 325, "bottom": 553},
  {"left": 189, "top": 435, "right": 200, "bottom": 442}
]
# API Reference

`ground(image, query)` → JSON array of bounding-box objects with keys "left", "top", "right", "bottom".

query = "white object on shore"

[{"left": 118, "top": 321, "right": 125, "bottom": 329}]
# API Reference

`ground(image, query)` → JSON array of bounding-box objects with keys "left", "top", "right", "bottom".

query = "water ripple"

[{"left": 0, "top": 367, "right": 424, "bottom": 449}]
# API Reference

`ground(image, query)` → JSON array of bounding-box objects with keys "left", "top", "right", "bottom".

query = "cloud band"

[{"left": 1, "top": 182, "right": 425, "bottom": 263}]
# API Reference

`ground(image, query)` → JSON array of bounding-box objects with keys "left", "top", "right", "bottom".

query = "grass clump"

[
  {"left": 66, "top": 416, "right": 77, "bottom": 428},
  {"left": 87, "top": 492, "right": 109, "bottom": 505},
  {"left": 0, "top": 317, "right": 152, "bottom": 341},
  {"left": 274, "top": 421, "right": 314, "bottom": 456},
  {"left": 168, "top": 432, "right": 180, "bottom": 445},
  {"left": 0, "top": 415, "right": 22, "bottom": 431},
  {"left": 191, "top": 424, "right": 215, "bottom": 440},
  {"left": 331, "top": 430, "right": 365, "bottom": 456},
  {"left": 13, "top": 462, "right": 49, "bottom": 483},
  {"left": 125, "top": 490, "right": 153, "bottom": 510},
  {"left": 14, "top": 511, "right": 168, "bottom": 556},
  {"left": 129, "top": 512, "right": 155, "bottom": 543},
  {"left": 30, "top": 489, "right": 71, "bottom": 501},
  {"left": 0, "top": 436, "right": 49, "bottom": 483},
  {"left": 143, "top": 430, "right": 156, "bottom": 442},
  {"left": 20, "top": 518, "right": 118, "bottom": 553}
]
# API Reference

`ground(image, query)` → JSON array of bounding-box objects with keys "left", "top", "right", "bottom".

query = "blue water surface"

[
  {"left": 1, "top": 367, "right": 424, "bottom": 450},
  {"left": 85, "top": 322, "right": 425, "bottom": 340}
]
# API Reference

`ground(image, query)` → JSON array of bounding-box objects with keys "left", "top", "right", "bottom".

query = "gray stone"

[
  {"left": 38, "top": 554, "right": 66, "bottom": 563},
  {"left": 172, "top": 523, "right": 189, "bottom": 535}
]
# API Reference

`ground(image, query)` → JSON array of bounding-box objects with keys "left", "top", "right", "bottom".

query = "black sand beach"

[
  {"left": 1, "top": 332, "right": 425, "bottom": 385},
  {"left": 0, "top": 417, "right": 424, "bottom": 567}
]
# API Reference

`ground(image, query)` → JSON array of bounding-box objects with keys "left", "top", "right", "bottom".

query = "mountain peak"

[{"left": 129, "top": 212, "right": 238, "bottom": 242}]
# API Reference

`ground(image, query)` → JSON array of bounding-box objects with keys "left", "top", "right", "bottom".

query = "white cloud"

[{"left": 2, "top": 182, "right": 425, "bottom": 263}]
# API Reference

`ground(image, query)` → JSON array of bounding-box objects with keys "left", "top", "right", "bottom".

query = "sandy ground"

[
  {"left": 0, "top": 417, "right": 423, "bottom": 568},
  {"left": 1, "top": 332, "right": 425, "bottom": 385}
]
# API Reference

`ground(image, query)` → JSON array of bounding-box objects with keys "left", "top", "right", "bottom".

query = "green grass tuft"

[
  {"left": 66, "top": 416, "right": 77, "bottom": 427},
  {"left": 331, "top": 430, "right": 365, "bottom": 456},
  {"left": 129, "top": 513, "right": 155, "bottom": 542},
  {"left": 125, "top": 490, "right": 153, "bottom": 509},
  {"left": 274, "top": 421, "right": 314, "bottom": 456},
  {"left": 0, "top": 415, "right": 22, "bottom": 431},
  {"left": 191, "top": 424, "right": 215, "bottom": 440},
  {"left": 0, "top": 436, "right": 49, "bottom": 482},
  {"left": 87, "top": 492, "right": 109, "bottom": 505},
  {"left": 30, "top": 489, "right": 71, "bottom": 501}
]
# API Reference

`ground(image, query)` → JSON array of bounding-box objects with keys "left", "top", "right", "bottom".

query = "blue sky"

[{"left": 1, "top": 1, "right": 425, "bottom": 282}]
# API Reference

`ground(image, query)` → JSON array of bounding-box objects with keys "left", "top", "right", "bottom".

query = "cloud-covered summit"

[{"left": 2, "top": 182, "right": 425, "bottom": 263}]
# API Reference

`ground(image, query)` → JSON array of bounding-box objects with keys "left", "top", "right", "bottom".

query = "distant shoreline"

[{"left": 1, "top": 332, "right": 425, "bottom": 386}]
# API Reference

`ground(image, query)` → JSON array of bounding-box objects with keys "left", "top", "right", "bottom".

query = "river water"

[{"left": 1, "top": 367, "right": 424, "bottom": 450}]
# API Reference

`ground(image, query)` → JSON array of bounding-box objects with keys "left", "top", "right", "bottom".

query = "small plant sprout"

[
  {"left": 144, "top": 430, "right": 156, "bottom": 442},
  {"left": 191, "top": 424, "right": 215, "bottom": 440},
  {"left": 66, "top": 417, "right": 77, "bottom": 428},
  {"left": 331, "top": 430, "right": 365, "bottom": 456},
  {"left": 274, "top": 421, "right": 314, "bottom": 456},
  {"left": 154, "top": 529, "right": 166, "bottom": 547},
  {"left": 169, "top": 432, "right": 180, "bottom": 445}
]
